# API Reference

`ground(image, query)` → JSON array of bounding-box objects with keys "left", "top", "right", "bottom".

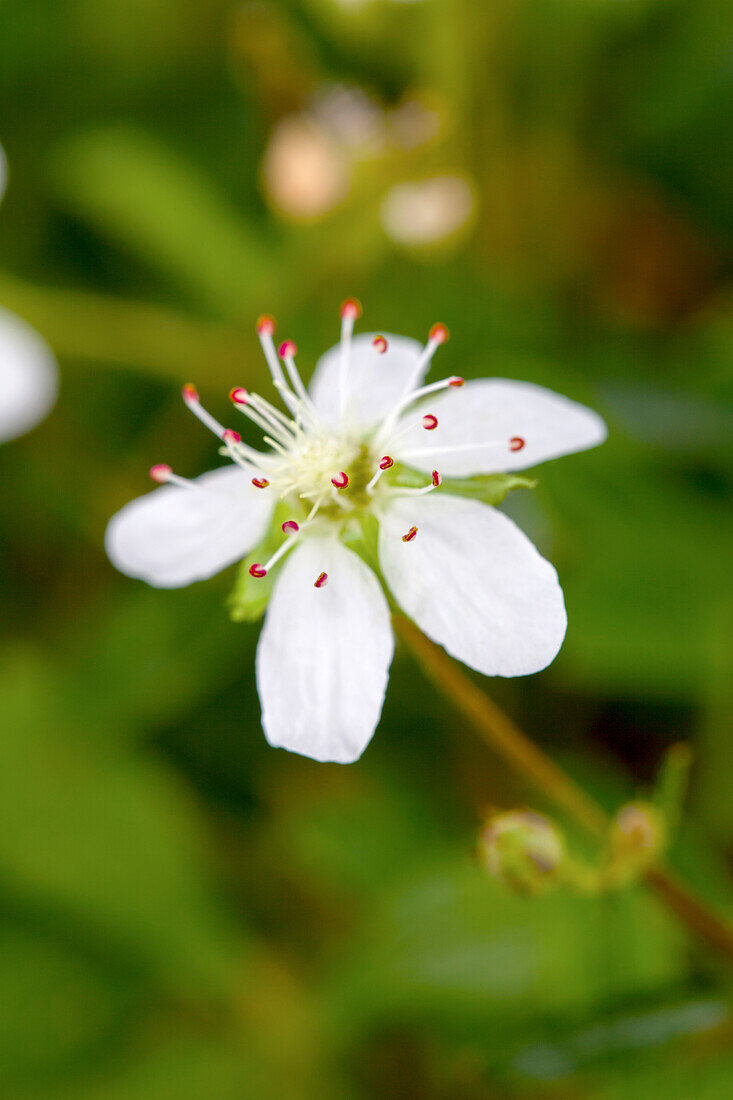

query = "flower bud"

[
  {"left": 478, "top": 810, "right": 564, "bottom": 895},
  {"left": 609, "top": 801, "right": 665, "bottom": 863}
]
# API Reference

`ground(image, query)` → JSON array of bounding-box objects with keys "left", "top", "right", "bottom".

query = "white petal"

[
  {"left": 379, "top": 494, "right": 566, "bottom": 677},
  {"left": 105, "top": 465, "right": 274, "bottom": 588},
  {"left": 308, "top": 332, "right": 426, "bottom": 428},
  {"left": 0, "top": 307, "right": 59, "bottom": 443},
  {"left": 256, "top": 536, "right": 394, "bottom": 764},
  {"left": 392, "top": 378, "right": 607, "bottom": 476}
]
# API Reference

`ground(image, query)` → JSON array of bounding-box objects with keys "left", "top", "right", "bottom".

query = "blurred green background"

[{"left": 1, "top": 0, "right": 732, "bottom": 1096}]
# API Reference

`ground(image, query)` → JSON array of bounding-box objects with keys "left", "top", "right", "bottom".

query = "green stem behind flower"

[{"left": 394, "top": 613, "right": 733, "bottom": 965}]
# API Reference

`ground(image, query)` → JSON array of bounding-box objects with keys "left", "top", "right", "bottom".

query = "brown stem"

[{"left": 394, "top": 613, "right": 733, "bottom": 965}]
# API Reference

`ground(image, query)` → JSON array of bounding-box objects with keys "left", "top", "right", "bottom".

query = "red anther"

[
  {"left": 278, "top": 340, "right": 297, "bottom": 358},
  {"left": 314, "top": 571, "right": 329, "bottom": 588},
  {"left": 379, "top": 455, "right": 394, "bottom": 470},
  {"left": 402, "top": 526, "right": 418, "bottom": 543},
  {"left": 509, "top": 436, "right": 526, "bottom": 452},
  {"left": 249, "top": 563, "right": 267, "bottom": 578},
  {"left": 229, "top": 386, "right": 248, "bottom": 405},
  {"left": 331, "top": 471, "right": 350, "bottom": 489},
  {"left": 422, "top": 414, "right": 439, "bottom": 431},
  {"left": 449, "top": 376, "right": 465, "bottom": 387},
  {"left": 340, "top": 297, "right": 362, "bottom": 321},
  {"left": 149, "top": 464, "right": 172, "bottom": 483},
  {"left": 282, "top": 520, "right": 300, "bottom": 535},
  {"left": 372, "top": 335, "right": 388, "bottom": 354},
  {"left": 252, "top": 477, "right": 270, "bottom": 489},
  {"left": 431, "top": 470, "right": 441, "bottom": 487},
  {"left": 182, "top": 382, "right": 199, "bottom": 403},
  {"left": 222, "top": 429, "right": 242, "bottom": 444},
  {"left": 256, "top": 314, "right": 276, "bottom": 336},
  {"left": 429, "top": 322, "right": 449, "bottom": 345}
]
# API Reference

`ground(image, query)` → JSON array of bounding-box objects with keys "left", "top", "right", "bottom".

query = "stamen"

[
  {"left": 422, "top": 414, "right": 438, "bottom": 431},
  {"left": 252, "top": 477, "right": 270, "bottom": 489},
  {"left": 372, "top": 377, "right": 464, "bottom": 450},
  {"left": 340, "top": 298, "right": 362, "bottom": 321},
  {"left": 429, "top": 322, "right": 450, "bottom": 345},
  {"left": 398, "top": 438, "right": 511, "bottom": 460},
  {"left": 331, "top": 471, "right": 350, "bottom": 489},
  {"left": 256, "top": 314, "right": 292, "bottom": 403},
  {"left": 373, "top": 321, "right": 450, "bottom": 444},
  {"left": 229, "top": 388, "right": 290, "bottom": 444},
  {"left": 338, "top": 297, "right": 361, "bottom": 418},
  {"left": 387, "top": 473, "right": 441, "bottom": 498},
  {"left": 509, "top": 436, "right": 526, "bottom": 452},
  {"left": 276, "top": 341, "right": 320, "bottom": 429},
  {"left": 222, "top": 429, "right": 241, "bottom": 444},
  {"left": 149, "top": 465, "right": 197, "bottom": 490},
  {"left": 372, "top": 335, "right": 388, "bottom": 354},
  {"left": 181, "top": 383, "right": 229, "bottom": 440},
  {"left": 150, "top": 464, "right": 172, "bottom": 483},
  {"left": 261, "top": 523, "right": 306, "bottom": 573},
  {"left": 366, "top": 455, "right": 394, "bottom": 493},
  {"left": 248, "top": 392, "right": 298, "bottom": 434},
  {"left": 233, "top": 387, "right": 298, "bottom": 447},
  {"left": 250, "top": 502, "right": 323, "bottom": 580},
  {"left": 314, "top": 571, "right": 329, "bottom": 588},
  {"left": 402, "top": 526, "right": 418, "bottom": 543}
]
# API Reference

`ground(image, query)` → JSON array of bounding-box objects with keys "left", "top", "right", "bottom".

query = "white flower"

[
  {"left": 106, "top": 302, "right": 606, "bottom": 764},
  {"left": 0, "top": 143, "right": 58, "bottom": 443},
  {"left": 380, "top": 175, "right": 475, "bottom": 247},
  {"left": 262, "top": 114, "right": 350, "bottom": 220}
]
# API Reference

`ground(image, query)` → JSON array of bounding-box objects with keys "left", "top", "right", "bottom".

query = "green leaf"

[
  {"left": 0, "top": 652, "right": 245, "bottom": 996},
  {"left": 50, "top": 126, "right": 280, "bottom": 318},
  {"left": 0, "top": 926, "right": 130, "bottom": 1088}
]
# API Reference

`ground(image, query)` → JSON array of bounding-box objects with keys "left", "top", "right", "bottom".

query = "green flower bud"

[
  {"left": 478, "top": 810, "right": 565, "bottom": 896},
  {"left": 609, "top": 801, "right": 666, "bottom": 867}
]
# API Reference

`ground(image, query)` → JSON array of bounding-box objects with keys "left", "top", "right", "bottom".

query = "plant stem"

[{"left": 394, "top": 613, "right": 733, "bottom": 965}]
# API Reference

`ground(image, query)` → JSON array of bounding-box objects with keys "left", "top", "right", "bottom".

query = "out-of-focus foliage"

[{"left": 0, "top": 0, "right": 731, "bottom": 1096}]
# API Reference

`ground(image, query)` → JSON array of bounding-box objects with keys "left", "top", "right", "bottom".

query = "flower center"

[{"left": 271, "top": 432, "right": 370, "bottom": 516}]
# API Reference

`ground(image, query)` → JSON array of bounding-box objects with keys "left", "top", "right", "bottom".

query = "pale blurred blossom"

[
  {"left": 262, "top": 84, "right": 444, "bottom": 220},
  {"left": 388, "top": 98, "right": 441, "bottom": 150},
  {"left": 380, "top": 174, "right": 475, "bottom": 246},
  {"left": 0, "top": 142, "right": 58, "bottom": 443},
  {"left": 262, "top": 115, "right": 349, "bottom": 220},
  {"left": 312, "top": 85, "right": 386, "bottom": 157}
]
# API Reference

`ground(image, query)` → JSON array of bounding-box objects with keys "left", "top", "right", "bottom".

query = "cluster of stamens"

[{"left": 150, "top": 301, "right": 527, "bottom": 588}]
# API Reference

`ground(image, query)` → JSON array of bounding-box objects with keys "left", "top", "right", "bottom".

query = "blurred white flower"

[
  {"left": 262, "top": 85, "right": 442, "bottom": 221},
  {"left": 0, "top": 307, "right": 59, "bottom": 444},
  {"left": 262, "top": 115, "right": 349, "bottom": 220},
  {"left": 0, "top": 142, "right": 58, "bottom": 443},
  {"left": 388, "top": 98, "right": 441, "bottom": 150},
  {"left": 107, "top": 302, "right": 606, "bottom": 765},
  {"left": 312, "top": 85, "right": 386, "bottom": 157},
  {"left": 380, "top": 174, "right": 475, "bottom": 246}
]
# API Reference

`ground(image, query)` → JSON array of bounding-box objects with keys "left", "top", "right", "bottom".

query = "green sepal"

[
  {"left": 228, "top": 501, "right": 292, "bottom": 623},
  {"left": 392, "top": 463, "right": 536, "bottom": 505},
  {"left": 439, "top": 472, "right": 537, "bottom": 505}
]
